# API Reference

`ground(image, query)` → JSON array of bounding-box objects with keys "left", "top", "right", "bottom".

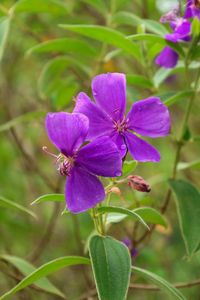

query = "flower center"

[
  {"left": 42, "top": 146, "right": 74, "bottom": 176},
  {"left": 57, "top": 154, "right": 74, "bottom": 176},
  {"left": 113, "top": 116, "right": 128, "bottom": 133}
]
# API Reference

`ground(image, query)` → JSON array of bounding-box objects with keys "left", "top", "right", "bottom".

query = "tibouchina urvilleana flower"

[
  {"left": 184, "top": 0, "right": 200, "bottom": 19},
  {"left": 74, "top": 73, "right": 170, "bottom": 162},
  {"left": 45, "top": 112, "right": 122, "bottom": 213},
  {"left": 156, "top": 6, "right": 191, "bottom": 68}
]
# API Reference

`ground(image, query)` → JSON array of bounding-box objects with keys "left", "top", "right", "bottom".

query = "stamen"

[{"left": 42, "top": 146, "right": 58, "bottom": 158}]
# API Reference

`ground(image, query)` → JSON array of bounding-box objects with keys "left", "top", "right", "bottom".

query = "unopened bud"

[{"left": 127, "top": 175, "right": 151, "bottom": 193}]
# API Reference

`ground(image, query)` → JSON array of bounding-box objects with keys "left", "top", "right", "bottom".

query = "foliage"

[{"left": 0, "top": 0, "right": 200, "bottom": 299}]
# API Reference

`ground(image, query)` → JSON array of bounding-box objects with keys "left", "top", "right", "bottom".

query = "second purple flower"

[{"left": 74, "top": 73, "right": 170, "bottom": 163}]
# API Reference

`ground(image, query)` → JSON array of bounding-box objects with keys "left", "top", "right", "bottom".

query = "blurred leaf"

[
  {"left": 177, "top": 160, "right": 200, "bottom": 171},
  {"left": 191, "top": 45, "right": 200, "bottom": 60},
  {"left": 97, "top": 206, "right": 149, "bottom": 229},
  {"left": 0, "top": 111, "right": 45, "bottom": 132},
  {"left": 153, "top": 68, "right": 172, "bottom": 88},
  {"left": 0, "top": 255, "right": 65, "bottom": 299},
  {"left": 27, "top": 38, "right": 97, "bottom": 57},
  {"left": 127, "top": 74, "right": 153, "bottom": 89},
  {"left": 31, "top": 194, "right": 65, "bottom": 205},
  {"left": 121, "top": 160, "right": 138, "bottom": 178},
  {"left": 0, "top": 196, "right": 36, "bottom": 218},
  {"left": 0, "top": 17, "right": 10, "bottom": 61},
  {"left": 164, "top": 90, "right": 194, "bottom": 106},
  {"left": 0, "top": 256, "right": 90, "bottom": 300},
  {"left": 128, "top": 33, "right": 165, "bottom": 44},
  {"left": 169, "top": 179, "right": 200, "bottom": 256},
  {"left": 133, "top": 207, "right": 167, "bottom": 228},
  {"left": 81, "top": 0, "right": 108, "bottom": 15},
  {"left": 11, "top": 0, "right": 69, "bottom": 15},
  {"left": 59, "top": 24, "right": 141, "bottom": 60},
  {"left": 89, "top": 235, "right": 131, "bottom": 300},
  {"left": 182, "top": 126, "right": 191, "bottom": 141},
  {"left": 112, "top": 12, "right": 168, "bottom": 35},
  {"left": 105, "top": 207, "right": 167, "bottom": 227},
  {"left": 38, "top": 56, "right": 89, "bottom": 100},
  {"left": 191, "top": 17, "right": 200, "bottom": 38},
  {"left": 132, "top": 266, "right": 186, "bottom": 300}
]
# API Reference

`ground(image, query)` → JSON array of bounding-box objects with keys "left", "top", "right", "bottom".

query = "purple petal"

[
  {"left": 73, "top": 92, "right": 113, "bottom": 140},
  {"left": 165, "top": 20, "right": 191, "bottom": 42},
  {"left": 184, "top": 0, "right": 193, "bottom": 18},
  {"left": 45, "top": 112, "right": 89, "bottom": 156},
  {"left": 66, "top": 166, "right": 105, "bottom": 213},
  {"left": 92, "top": 73, "right": 126, "bottom": 121},
  {"left": 77, "top": 136, "right": 122, "bottom": 177},
  {"left": 110, "top": 132, "right": 127, "bottom": 157},
  {"left": 155, "top": 46, "right": 179, "bottom": 69},
  {"left": 125, "top": 132, "right": 160, "bottom": 162},
  {"left": 127, "top": 97, "right": 170, "bottom": 138}
]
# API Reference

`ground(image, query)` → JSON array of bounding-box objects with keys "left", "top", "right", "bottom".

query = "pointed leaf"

[
  {"left": 26, "top": 38, "right": 97, "bottom": 57},
  {"left": 0, "top": 196, "right": 36, "bottom": 218},
  {"left": 59, "top": 24, "right": 141, "bottom": 60},
  {"left": 89, "top": 235, "right": 131, "bottom": 300},
  {"left": 31, "top": 194, "right": 65, "bottom": 205},
  {"left": 0, "top": 111, "right": 45, "bottom": 132},
  {"left": 169, "top": 179, "right": 200, "bottom": 256},
  {"left": 0, "top": 256, "right": 90, "bottom": 300},
  {"left": 0, "top": 255, "right": 65, "bottom": 299},
  {"left": 11, "top": 0, "right": 69, "bottom": 15},
  {"left": 132, "top": 266, "right": 186, "bottom": 300},
  {"left": 97, "top": 206, "right": 149, "bottom": 229},
  {"left": 133, "top": 207, "right": 167, "bottom": 228}
]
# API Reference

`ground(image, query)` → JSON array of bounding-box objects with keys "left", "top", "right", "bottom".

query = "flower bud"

[{"left": 127, "top": 175, "right": 151, "bottom": 193}]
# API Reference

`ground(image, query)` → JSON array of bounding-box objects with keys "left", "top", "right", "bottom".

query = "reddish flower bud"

[{"left": 127, "top": 175, "right": 151, "bottom": 193}]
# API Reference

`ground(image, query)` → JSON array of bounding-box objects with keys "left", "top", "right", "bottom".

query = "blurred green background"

[{"left": 0, "top": 0, "right": 200, "bottom": 299}]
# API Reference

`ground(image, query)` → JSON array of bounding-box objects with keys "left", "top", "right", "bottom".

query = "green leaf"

[
  {"left": 153, "top": 68, "right": 172, "bottom": 88},
  {"left": 112, "top": 12, "right": 168, "bottom": 35},
  {"left": 89, "top": 235, "right": 131, "bottom": 300},
  {"left": 0, "top": 196, "right": 36, "bottom": 218},
  {"left": 38, "top": 56, "right": 89, "bottom": 100},
  {"left": 0, "top": 256, "right": 90, "bottom": 300},
  {"left": 31, "top": 194, "right": 65, "bottom": 205},
  {"left": 126, "top": 74, "right": 153, "bottom": 89},
  {"left": 104, "top": 206, "right": 167, "bottom": 227},
  {"left": 191, "top": 17, "right": 200, "bottom": 38},
  {"left": 169, "top": 179, "right": 200, "bottom": 256},
  {"left": 97, "top": 206, "right": 149, "bottom": 229},
  {"left": 164, "top": 90, "right": 194, "bottom": 106},
  {"left": 26, "top": 38, "right": 97, "bottom": 57},
  {"left": 128, "top": 33, "right": 165, "bottom": 44},
  {"left": 121, "top": 160, "right": 138, "bottom": 177},
  {"left": 0, "top": 111, "right": 45, "bottom": 132},
  {"left": 59, "top": 24, "right": 141, "bottom": 60},
  {"left": 0, "top": 17, "right": 10, "bottom": 61},
  {"left": 177, "top": 160, "right": 200, "bottom": 171},
  {"left": 133, "top": 207, "right": 167, "bottom": 228},
  {"left": 132, "top": 266, "right": 186, "bottom": 300},
  {"left": 81, "top": 0, "right": 108, "bottom": 15},
  {"left": 11, "top": 0, "right": 69, "bottom": 15},
  {"left": 0, "top": 255, "right": 65, "bottom": 299}
]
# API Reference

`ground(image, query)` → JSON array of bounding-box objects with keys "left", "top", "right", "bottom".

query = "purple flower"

[
  {"left": 184, "top": 0, "right": 200, "bottom": 19},
  {"left": 73, "top": 73, "right": 170, "bottom": 163},
  {"left": 45, "top": 112, "right": 122, "bottom": 214},
  {"left": 155, "top": 46, "right": 179, "bottom": 68},
  {"left": 156, "top": 5, "right": 191, "bottom": 69}
]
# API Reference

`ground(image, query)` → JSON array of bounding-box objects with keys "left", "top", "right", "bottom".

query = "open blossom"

[
  {"left": 156, "top": 4, "right": 191, "bottom": 69},
  {"left": 74, "top": 73, "right": 170, "bottom": 163},
  {"left": 184, "top": 0, "right": 200, "bottom": 19},
  {"left": 45, "top": 112, "right": 122, "bottom": 213}
]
